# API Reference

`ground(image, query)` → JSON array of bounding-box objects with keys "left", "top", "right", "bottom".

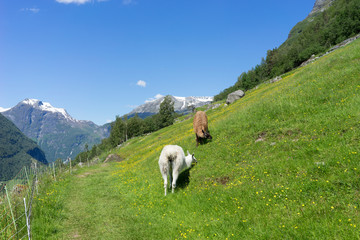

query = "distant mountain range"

[
  {"left": 1, "top": 99, "right": 110, "bottom": 162},
  {"left": 0, "top": 113, "right": 48, "bottom": 181},
  {"left": 128, "top": 95, "right": 213, "bottom": 119},
  {"left": 1, "top": 96, "right": 211, "bottom": 162}
]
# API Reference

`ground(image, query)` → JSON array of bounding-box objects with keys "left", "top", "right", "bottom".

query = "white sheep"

[{"left": 158, "top": 145, "right": 197, "bottom": 196}]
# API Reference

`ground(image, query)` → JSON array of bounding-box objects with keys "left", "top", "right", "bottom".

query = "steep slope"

[
  {"left": 1, "top": 99, "right": 110, "bottom": 162},
  {"left": 0, "top": 113, "right": 48, "bottom": 181},
  {"left": 33, "top": 39, "right": 360, "bottom": 239},
  {"left": 287, "top": 0, "right": 335, "bottom": 41},
  {"left": 215, "top": 0, "right": 360, "bottom": 101},
  {"left": 308, "top": 0, "right": 335, "bottom": 16}
]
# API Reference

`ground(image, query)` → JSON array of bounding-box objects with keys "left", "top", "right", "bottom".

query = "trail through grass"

[
  {"left": 33, "top": 163, "right": 143, "bottom": 239},
  {"left": 60, "top": 164, "right": 128, "bottom": 239}
]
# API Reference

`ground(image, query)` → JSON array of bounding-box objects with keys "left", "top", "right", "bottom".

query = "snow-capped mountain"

[
  {"left": 1, "top": 99, "right": 110, "bottom": 162},
  {"left": 22, "top": 99, "right": 75, "bottom": 121},
  {"left": 128, "top": 95, "right": 213, "bottom": 118}
]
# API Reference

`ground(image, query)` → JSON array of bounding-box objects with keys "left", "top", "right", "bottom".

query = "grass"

[{"left": 32, "top": 38, "right": 360, "bottom": 239}]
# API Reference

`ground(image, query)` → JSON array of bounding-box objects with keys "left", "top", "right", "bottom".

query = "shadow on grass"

[{"left": 176, "top": 165, "right": 196, "bottom": 189}]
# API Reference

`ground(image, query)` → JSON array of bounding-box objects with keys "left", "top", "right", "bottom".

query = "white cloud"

[
  {"left": 56, "top": 0, "right": 91, "bottom": 4},
  {"left": 21, "top": 8, "right": 40, "bottom": 13},
  {"left": 106, "top": 119, "right": 113, "bottom": 123},
  {"left": 136, "top": 80, "right": 146, "bottom": 88},
  {"left": 154, "top": 94, "right": 164, "bottom": 99},
  {"left": 145, "top": 94, "right": 164, "bottom": 103}
]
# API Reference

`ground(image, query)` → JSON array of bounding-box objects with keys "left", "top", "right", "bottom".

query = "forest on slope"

[
  {"left": 214, "top": 0, "right": 360, "bottom": 101},
  {"left": 0, "top": 113, "right": 48, "bottom": 181}
]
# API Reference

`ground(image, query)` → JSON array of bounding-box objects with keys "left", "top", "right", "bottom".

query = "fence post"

[
  {"left": 24, "top": 167, "right": 31, "bottom": 190},
  {"left": 5, "top": 185, "right": 17, "bottom": 231},
  {"left": 69, "top": 158, "right": 72, "bottom": 174},
  {"left": 53, "top": 162, "right": 56, "bottom": 181},
  {"left": 35, "top": 162, "right": 38, "bottom": 195},
  {"left": 23, "top": 198, "right": 31, "bottom": 240}
]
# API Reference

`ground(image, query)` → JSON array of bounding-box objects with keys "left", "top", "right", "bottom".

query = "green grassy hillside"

[{"left": 32, "top": 39, "right": 360, "bottom": 239}]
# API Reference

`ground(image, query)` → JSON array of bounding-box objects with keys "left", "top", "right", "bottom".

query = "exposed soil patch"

[
  {"left": 255, "top": 131, "right": 267, "bottom": 142},
  {"left": 72, "top": 232, "right": 81, "bottom": 239},
  {"left": 104, "top": 153, "right": 124, "bottom": 163},
  {"left": 101, "top": 163, "right": 109, "bottom": 167},
  {"left": 205, "top": 176, "right": 231, "bottom": 185},
  {"left": 77, "top": 172, "right": 92, "bottom": 178},
  {"left": 216, "top": 176, "right": 230, "bottom": 185}
]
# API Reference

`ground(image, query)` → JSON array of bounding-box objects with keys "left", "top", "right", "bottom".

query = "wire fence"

[
  {"left": 0, "top": 156, "right": 103, "bottom": 240},
  {"left": 0, "top": 161, "right": 59, "bottom": 240}
]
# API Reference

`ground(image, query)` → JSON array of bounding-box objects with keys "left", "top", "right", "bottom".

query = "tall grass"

[{"left": 32, "top": 39, "right": 360, "bottom": 239}]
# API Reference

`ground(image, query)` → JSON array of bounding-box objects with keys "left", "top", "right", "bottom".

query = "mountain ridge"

[
  {"left": 287, "top": 0, "right": 335, "bottom": 40},
  {"left": 1, "top": 99, "right": 110, "bottom": 162},
  {"left": 308, "top": 0, "right": 335, "bottom": 17},
  {"left": 127, "top": 95, "right": 213, "bottom": 119},
  {"left": 0, "top": 113, "right": 48, "bottom": 181}
]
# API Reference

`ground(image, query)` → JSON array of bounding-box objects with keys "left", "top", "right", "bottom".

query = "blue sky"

[{"left": 1, "top": 0, "right": 315, "bottom": 125}]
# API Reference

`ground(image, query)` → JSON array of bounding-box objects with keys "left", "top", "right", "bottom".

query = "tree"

[
  {"left": 84, "top": 143, "right": 89, "bottom": 164},
  {"left": 109, "top": 116, "right": 126, "bottom": 147},
  {"left": 143, "top": 115, "right": 158, "bottom": 133},
  {"left": 123, "top": 115, "right": 128, "bottom": 142},
  {"left": 158, "top": 95, "right": 175, "bottom": 128},
  {"left": 90, "top": 144, "right": 98, "bottom": 159},
  {"left": 127, "top": 114, "right": 145, "bottom": 138}
]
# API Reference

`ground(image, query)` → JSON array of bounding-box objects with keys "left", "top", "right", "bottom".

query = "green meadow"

[{"left": 32, "top": 39, "right": 360, "bottom": 239}]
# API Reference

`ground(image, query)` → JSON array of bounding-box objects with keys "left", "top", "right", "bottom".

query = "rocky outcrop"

[
  {"left": 309, "top": 0, "right": 335, "bottom": 17},
  {"left": 226, "top": 90, "right": 245, "bottom": 104}
]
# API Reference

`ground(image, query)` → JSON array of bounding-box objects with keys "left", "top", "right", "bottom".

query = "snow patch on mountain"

[
  {"left": 0, "top": 107, "right": 10, "bottom": 112},
  {"left": 21, "top": 98, "right": 77, "bottom": 122}
]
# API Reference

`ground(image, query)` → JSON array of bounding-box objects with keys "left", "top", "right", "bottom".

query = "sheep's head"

[
  {"left": 202, "top": 130, "right": 213, "bottom": 140},
  {"left": 186, "top": 150, "right": 197, "bottom": 164}
]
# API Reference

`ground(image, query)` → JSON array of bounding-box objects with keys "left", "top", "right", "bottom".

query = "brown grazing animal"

[{"left": 193, "top": 111, "right": 212, "bottom": 146}]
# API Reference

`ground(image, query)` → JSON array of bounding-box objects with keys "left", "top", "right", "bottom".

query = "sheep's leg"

[
  {"left": 161, "top": 171, "right": 168, "bottom": 196},
  {"left": 195, "top": 134, "right": 200, "bottom": 147},
  {"left": 171, "top": 170, "right": 179, "bottom": 194},
  {"left": 169, "top": 164, "right": 173, "bottom": 191},
  {"left": 169, "top": 173, "right": 172, "bottom": 191}
]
